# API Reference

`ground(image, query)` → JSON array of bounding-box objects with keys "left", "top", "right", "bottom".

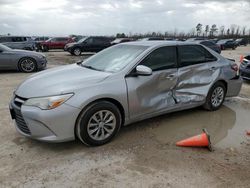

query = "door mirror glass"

[{"left": 136, "top": 65, "right": 152, "bottom": 76}]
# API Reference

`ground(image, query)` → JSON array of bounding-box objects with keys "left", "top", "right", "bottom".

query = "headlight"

[{"left": 24, "top": 93, "right": 73, "bottom": 110}]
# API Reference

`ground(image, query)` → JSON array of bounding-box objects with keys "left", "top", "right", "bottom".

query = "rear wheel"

[
  {"left": 76, "top": 101, "right": 122, "bottom": 146},
  {"left": 18, "top": 58, "right": 37, "bottom": 73},
  {"left": 203, "top": 82, "right": 226, "bottom": 111}
]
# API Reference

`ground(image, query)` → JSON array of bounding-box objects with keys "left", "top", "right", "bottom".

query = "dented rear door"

[{"left": 175, "top": 45, "right": 219, "bottom": 104}]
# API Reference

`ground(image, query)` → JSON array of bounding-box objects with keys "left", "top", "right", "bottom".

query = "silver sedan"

[
  {"left": 0, "top": 44, "right": 47, "bottom": 72},
  {"left": 10, "top": 41, "right": 242, "bottom": 146}
]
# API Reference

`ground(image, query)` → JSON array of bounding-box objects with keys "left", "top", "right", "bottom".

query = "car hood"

[
  {"left": 15, "top": 64, "right": 111, "bottom": 98},
  {"left": 10, "top": 49, "right": 44, "bottom": 57}
]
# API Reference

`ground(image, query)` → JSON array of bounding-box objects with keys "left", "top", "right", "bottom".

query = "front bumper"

[
  {"left": 226, "top": 76, "right": 243, "bottom": 97},
  {"left": 10, "top": 96, "right": 81, "bottom": 142},
  {"left": 37, "top": 58, "right": 47, "bottom": 70}
]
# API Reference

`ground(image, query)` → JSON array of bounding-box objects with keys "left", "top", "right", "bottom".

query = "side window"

[
  {"left": 93, "top": 37, "right": 106, "bottom": 44},
  {"left": 179, "top": 45, "right": 217, "bottom": 67},
  {"left": 85, "top": 38, "right": 93, "bottom": 44},
  {"left": 140, "top": 47, "right": 177, "bottom": 71}
]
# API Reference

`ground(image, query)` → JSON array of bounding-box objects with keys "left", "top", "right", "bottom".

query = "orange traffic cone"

[
  {"left": 176, "top": 129, "right": 212, "bottom": 151},
  {"left": 240, "top": 55, "right": 244, "bottom": 63}
]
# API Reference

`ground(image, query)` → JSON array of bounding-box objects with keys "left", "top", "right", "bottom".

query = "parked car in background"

[
  {"left": 10, "top": 41, "right": 242, "bottom": 146},
  {"left": 33, "top": 36, "right": 50, "bottom": 42},
  {"left": 217, "top": 39, "right": 237, "bottom": 50},
  {"left": 140, "top": 37, "right": 165, "bottom": 41},
  {"left": 186, "top": 37, "right": 208, "bottom": 41},
  {"left": 0, "top": 36, "right": 35, "bottom": 51},
  {"left": 111, "top": 38, "right": 134, "bottom": 45},
  {"left": 33, "top": 36, "right": 50, "bottom": 51},
  {"left": 239, "top": 55, "right": 250, "bottom": 80},
  {"left": 64, "top": 36, "right": 112, "bottom": 56},
  {"left": 0, "top": 44, "right": 47, "bottom": 72},
  {"left": 195, "top": 40, "right": 221, "bottom": 54},
  {"left": 38, "top": 37, "right": 74, "bottom": 52},
  {"left": 235, "top": 38, "right": 248, "bottom": 46}
]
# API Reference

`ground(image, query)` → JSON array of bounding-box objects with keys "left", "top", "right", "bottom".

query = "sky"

[{"left": 0, "top": 0, "right": 250, "bottom": 36}]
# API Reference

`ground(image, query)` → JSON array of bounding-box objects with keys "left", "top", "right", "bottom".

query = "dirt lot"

[{"left": 0, "top": 47, "right": 250, "bottom": 188}]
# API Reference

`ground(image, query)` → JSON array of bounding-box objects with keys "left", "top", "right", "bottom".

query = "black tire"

[
  {"left": 203, "top": 82, "right": 226, "bottom": 111},
  {"left": 76, "top": 101, "right": 122, "bottom": 146},
  {"left": 18, "top": 58, "right": 37, "bottom": 73},
  {"left": 72, "top": 48, "right": 81, "bottom": 56}
]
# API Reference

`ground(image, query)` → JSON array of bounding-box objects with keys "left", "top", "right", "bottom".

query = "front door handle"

[{"left": 166, "top": 74, "right": 175, "bottom": 80}]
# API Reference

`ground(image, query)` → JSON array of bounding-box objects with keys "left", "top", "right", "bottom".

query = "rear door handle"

[{"left": 209, "top": 67, "right": 216, "bottom": 71}]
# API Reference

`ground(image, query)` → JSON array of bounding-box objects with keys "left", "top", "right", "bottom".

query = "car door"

[
  {"left": 125, "top": 46, "right": 178, "bottom": 120},
  {"left": 175, "top": 45, "right": 219, "bottom": 104},
  {"left": 0, "top": 48, "right": 16, "bottom": 69},
  {"left": 82, "top": 37, "right": 96, "bottom": 52}
]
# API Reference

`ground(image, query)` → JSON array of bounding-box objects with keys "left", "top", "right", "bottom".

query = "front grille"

[
  {"left": 14, "top": 108, "right": 31, "bottom": 135},
  {"left": 13, "top": 95, "right": 30, "bottom": 135}
]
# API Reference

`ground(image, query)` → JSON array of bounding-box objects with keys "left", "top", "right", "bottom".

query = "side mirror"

[{"left": 136, "top": 65, "right": 152, "bottom": 76}]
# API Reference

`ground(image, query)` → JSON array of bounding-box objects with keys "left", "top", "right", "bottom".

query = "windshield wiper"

[{"left": 82, "top": 64, "right": 101, "bottom": 71}]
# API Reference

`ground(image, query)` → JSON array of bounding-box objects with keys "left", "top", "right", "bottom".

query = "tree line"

[{"left": 116, "top": 23, "right": 250, "bottom": 40}]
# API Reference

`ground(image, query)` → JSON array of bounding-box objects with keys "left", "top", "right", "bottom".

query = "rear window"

[{"left": 178, "top": 45, "right": 217, "bottom": 67}]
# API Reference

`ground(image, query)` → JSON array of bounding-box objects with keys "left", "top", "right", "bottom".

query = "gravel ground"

[{"left": 0, "top": 47, "right": 250, "bottom": 188}]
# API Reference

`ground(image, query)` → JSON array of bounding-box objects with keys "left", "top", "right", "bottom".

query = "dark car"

[
  {"left": 217, "top": 39, "right": 237, "bottom": 50},
  {"left": 0, "top": 36, "right": 35, "bottom": 51},
  {"left": 111, "top": 38, "right": 134, "bottom": 45},
  {"left": 64, "top": 36, "right": 112, "bottom": 56},
  {"left": 235, "top": 38, "right": 248, "bottom": 46},
  {"left": 39, "top": 37, "right": 74, "bottom": 52},
  {"left": 196, "top": 40, "right": 221, "bottom": 54},
  {"left": 239, "top": 55, "right": 250, "bottom": 80},
  {"left": 0, "top": 44, "right": 47, "bottom": 72}
]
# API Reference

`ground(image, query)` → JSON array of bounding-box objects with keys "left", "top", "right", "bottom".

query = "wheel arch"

[{"left": 74, "top": 97, "right": 125, "bottom": 138}]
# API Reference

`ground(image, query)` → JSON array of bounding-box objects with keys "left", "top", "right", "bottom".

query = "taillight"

[{"left": 231, "top": 63, "right": 238, "bottom": 72}]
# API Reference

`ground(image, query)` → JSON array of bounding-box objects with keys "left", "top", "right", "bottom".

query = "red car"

[{"left": 39, "top": 37, "right": 74, "bottom": 52}]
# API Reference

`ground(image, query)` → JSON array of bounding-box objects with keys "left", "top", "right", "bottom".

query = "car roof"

[{"left": 123, "top": 40, "right": 193, "bottom": 47}]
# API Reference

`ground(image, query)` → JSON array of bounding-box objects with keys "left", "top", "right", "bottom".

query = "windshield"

[
  {"left": 78, "top": 37, "right": 87, "bottom": 43},
  {"left": 81, "top": 44, "right": 148, "bottom": 73},
  {"left": 0, "top": 44, "right": 11, "bottom": 51}
]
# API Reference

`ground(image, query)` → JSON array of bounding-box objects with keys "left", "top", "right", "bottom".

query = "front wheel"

[
  {"left": 73, "top": 48, "right": 81, "bottom": 56},
  {"left": 18, "top": 58, "right": 37, "bottom": 73},
  {"left": 203, "top": 82, "right": 226, "bottom": 111},
  {"left": 76, "top": 101, "right": 122, "bottom": 146}
]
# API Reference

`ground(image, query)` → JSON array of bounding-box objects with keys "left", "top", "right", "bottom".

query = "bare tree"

[
  {"left": 226, "top": 28, "right": 230, "bottom": 36},
  {"left": 242, "top": 26, "right": 247, "bottom": 36},
  {"left": 196, "top": 23, "right": 202, "bottom": 36},
  {"left": 205, "top": 25, "right": 209, "bottom": 37},
  {"left": 236, "top": 25, "right": 240, "bottom": 36},
  {"left": 219, "top": 26, "right": 225, "bottom": 36},
  {"left": 210, "top": 24, "right": 218, "bottom": 37}
]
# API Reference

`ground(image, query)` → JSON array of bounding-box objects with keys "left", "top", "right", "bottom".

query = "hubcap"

[
  {"left": 20, "top": 59, "right": 35, "bottom": 72},
  {"left": 211, "top": 87, "right": 224, "bottom": 107},
  {"left": 74, "top": 49, "right": 81, "bottom": 55},
  {"left": 87, "top": 110, "right": 116, "bottom": 141}
]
